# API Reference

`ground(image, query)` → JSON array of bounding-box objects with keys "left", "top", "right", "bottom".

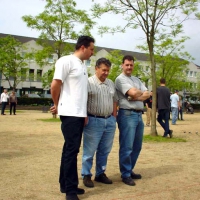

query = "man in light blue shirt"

[{"left": 170, "top": 90, "right": 180, "bottom": 125}]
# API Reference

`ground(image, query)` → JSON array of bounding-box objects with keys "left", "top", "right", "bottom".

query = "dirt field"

[{"left": 0, "top": 110, "right": 200, "bottom": 200}]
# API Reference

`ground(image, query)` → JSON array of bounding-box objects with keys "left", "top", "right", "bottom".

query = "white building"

[{"left": 0, "top": 33, "right": 199, "bottom": 97}]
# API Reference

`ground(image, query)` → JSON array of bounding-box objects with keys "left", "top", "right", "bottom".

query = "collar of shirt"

[{"left": 94, "top": 74, "right": 108, "bottom": 85}]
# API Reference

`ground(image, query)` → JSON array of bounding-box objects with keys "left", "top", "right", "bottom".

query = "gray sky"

[{"left": 0, "top": 0, "right": 200, "bottom": 65}]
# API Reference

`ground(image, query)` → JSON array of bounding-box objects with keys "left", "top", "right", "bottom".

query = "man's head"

[
  {"left": 3, "top": 89, "right": 7, "bottom": 93},
  {"left": 121, "top": 55, "right": 134, "bottom": 76},
  {"left": 75, "top": 36, "right": 95, "bottom": 60},
  {"left": 174, "top": 90, "right": 179, "bottom": 94},
  {"left": 95, "top": 58, "right": 111, "bottom": 82},
  {"left": 160, "top": 78, "right": 166, "bottom": 85}
]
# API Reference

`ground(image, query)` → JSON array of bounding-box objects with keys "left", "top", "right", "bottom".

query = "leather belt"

[
  {"left": 88, "top": 114, "right": 112, "bottom": 119},
  {"left": 120, "top": 108, "right": 143, "bottom": 113}
]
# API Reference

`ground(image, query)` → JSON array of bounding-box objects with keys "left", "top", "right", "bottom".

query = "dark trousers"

[
  {"left": 1, "top": 102, "right": 7, "bottom": 114},
  {"left": 157, "top": 109, "right": 170, "bottom": 136},
  {"left": 10, "top": 102, "right": 16, "bottom": 114},
  {"left": 178, "top": 107, "right": 183, "bottom": 120},
  {"left": 59, "top": 116, "right": 85, "bottom": 195}
]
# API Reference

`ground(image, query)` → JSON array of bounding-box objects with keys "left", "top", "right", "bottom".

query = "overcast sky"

[{"left": 0, "top": 0, "right": 200, "bottom": 65}]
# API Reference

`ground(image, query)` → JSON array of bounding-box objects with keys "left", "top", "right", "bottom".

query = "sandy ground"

[{"left": 0, "top": 110, "right": 200, "bottom": 200}]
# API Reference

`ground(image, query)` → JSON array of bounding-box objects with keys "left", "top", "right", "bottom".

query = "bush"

[{"left": 17, "top": 97, "right": 53, "bottom": 106}]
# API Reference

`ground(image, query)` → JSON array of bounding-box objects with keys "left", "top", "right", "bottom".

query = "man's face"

[
  {"left": 95, "top": 64, "right": 110, "bottom": 82},
  {"left": 83, "top": 42, "right": 94, "bottom": 60},
  {"left": 122, "top": 59, "right": 134, "bottom": 76}
]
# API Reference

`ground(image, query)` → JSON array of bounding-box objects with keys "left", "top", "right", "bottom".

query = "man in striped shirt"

[{"left": 81, "top": 58, "right": 118, "bottom": 188}]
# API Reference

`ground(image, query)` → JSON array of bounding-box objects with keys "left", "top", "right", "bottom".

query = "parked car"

[
  {"left": 23, "top": 94, "right": 41, "bottom": 98},
  {"left": 40, "top": 94, "right": 52, "bottom": 98}
]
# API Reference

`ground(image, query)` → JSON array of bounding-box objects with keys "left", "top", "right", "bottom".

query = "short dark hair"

[
  {"left": 160, "top": 78, "right": 166, "bottom": 84},
  {"left": 75, "top": 36, "right": 95, "bottom": 50},
  {"left": 122, "top": 55, "right": 134, "bottom": 63},
  {"left": 95, "top": 58, "right": 111, "bottom": 68}
]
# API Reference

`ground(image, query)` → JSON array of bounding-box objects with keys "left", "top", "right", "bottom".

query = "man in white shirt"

[
  {"left": 50, "top": 36, "right": 95, "bottom": 200},
  {"left": 1, "top": 89, "right": 8, "bottom": 115},
  {"left": 170, "top": 90, "right": 180, "bottom": 125}
]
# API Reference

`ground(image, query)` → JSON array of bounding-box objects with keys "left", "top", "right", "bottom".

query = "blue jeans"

[
  {"left": 81, "top": 116, "right": 116, "bottom": 177},
  {"left": 157, "top": 109, "right": 170, "bottom": 136},
  {"left": 171, "top": 107, "right": 178, "bottom": 124},
  {"left": 117, "top": 109, "right": 144, "bottom": 178}
]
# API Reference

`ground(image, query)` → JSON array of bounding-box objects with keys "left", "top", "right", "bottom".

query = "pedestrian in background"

[
  {"left": 178, "top": 95, "right": 184, "bottom": 120},
  {"left": 170, "top": 90, "right": 180, "bottom": 125},
  {"left": 9, "top": 91, "right": 17, "bottom": 115},
  {"left": 157, "top": 78, "right": 173, "bottom": 138},
  {"left": 145, "top": 91, "right": 152, "bottom": 126},
  {"left": 1, "top": 89, "right": 9, "bottom": 115}
]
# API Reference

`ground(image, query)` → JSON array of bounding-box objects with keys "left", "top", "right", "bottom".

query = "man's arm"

[
  {"left": 127, "top": 88, "right": 143, "bottom": 99},
  {"left": 137, "top": 91, "right": 150, "bottom": 101},
  {"left": 112, "top": 102, "right": 118, "bottom": 118},
  {"left": 50, "top": 79, "right": 62, "bottom": 114}
]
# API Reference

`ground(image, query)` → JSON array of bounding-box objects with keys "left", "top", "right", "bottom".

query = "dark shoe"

[
  {"left": 83, "top": 175, "right": 94, "bottom": 188},
  {"left": 122, "top": 177, "right": 136, "bottom": 186},
  {"left": 60, "top": 187, "right": 85, "bottom": 195},
  {"left": 131, "top": 172, "right": 142, "bottom": 179},
  {"left": 66, "top": 194, "right": 79, "bottom": 200},
  {"left": 169, "top": 130, "right": 173, "bottom": 138},
  {"left": 162, "top": 134, "right": 168, "bottom": 137},
  {"left": 94, "top": 173, "right": 112, "bottom": 184}
]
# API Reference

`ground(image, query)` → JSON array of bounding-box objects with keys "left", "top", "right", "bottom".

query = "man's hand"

[{"left": 50, "top": 105, "right": 58, "bottom": 114}]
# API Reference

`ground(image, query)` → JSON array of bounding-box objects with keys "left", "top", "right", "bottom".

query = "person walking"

[
  {"left": 9, "top": 91, "right": 17, "bottom": 115},
  {"left": 157, "top": 78, "right": 173, "bottom": 138},
  {"left": 81, "top": 58, "right": 118, "bottom": 188},
  {"left": 115, "top": 55, "right": 149, "bottom": 186},
  {"left": 1, "top": 89, "right": 9, "bottom": 115},
  {"left": 50, "top": 36, "right": 95, "bottom": 200},
  {"left": 178, "top": 96, "right": 184, "bottom": 120},
  {"left": 170, "top": 90, "right": 180, "bottom": 125},
  {"left": 145, "top": 91, "right": 152, "bottom": 126}
]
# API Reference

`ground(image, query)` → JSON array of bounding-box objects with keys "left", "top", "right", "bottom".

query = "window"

[
  {"left": 193, "top": 83, "right": 197, "bottom": 89},
  {"left": 189, "top": 71, "right": 193, "bottom": 77},
  {"left": 48, "top": 55, "right": 54, "bottom": 63},
  {"left": 194, "top": 71, "right": 197, "bottom": 77},
  {"left": 29, "top": 69, "right": 34, "bottom": 81},
  {"left": 21, "top": 52, "right": 26, "bottom": 58},
  {"left": 37, "top": 69, "right": 42, "bottom": 81},
  {"left": 146, "top": 66, "right": 149, "bottom": 72}
]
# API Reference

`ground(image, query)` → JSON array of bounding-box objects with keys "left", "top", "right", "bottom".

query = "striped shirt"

[{"left": 87, "top": 75, "right": 118, "bottom": 116}]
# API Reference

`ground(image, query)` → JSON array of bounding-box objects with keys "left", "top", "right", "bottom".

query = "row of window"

[
  {"left": 188, "top": 71, "right": 197, "bottom": 78},
  {"left": 21, "top": 52, "right": 54, "bottom": 63}
]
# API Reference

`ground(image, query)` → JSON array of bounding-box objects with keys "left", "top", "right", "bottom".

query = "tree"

[
  {"left": 0, "top": 36, "right": 30, "bottom": 90},
  {"left": 22, "top": 0, "right": 95, "bottom": 88},
  {"left": 91, "top": 0, "right": 200, "bottom": 136}
]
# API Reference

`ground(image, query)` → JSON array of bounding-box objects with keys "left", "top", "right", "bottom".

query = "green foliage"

[
  {"left": 0, "top": 35, "right": 30, "bottom": 89},
  {"left": 143, "top": 135, "right": 187, "bottom": 142},
  {"left": 38, "top": 118, "right": 60, "bottom": 122},
  {"left": 22, "top": 0, "right": 95, "bottom": 87},
  {"left": 17, "top": 97, "right": 52, "bottom": 106}
]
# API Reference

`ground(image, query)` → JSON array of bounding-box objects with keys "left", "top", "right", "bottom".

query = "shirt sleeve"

[
  {"left": 115, "top": 76, "right": 132, "bottom": 95},
  {"left": 53, "top": 57, "right": 70, "bottom": 82}
]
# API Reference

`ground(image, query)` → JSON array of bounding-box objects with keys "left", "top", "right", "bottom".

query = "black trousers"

[
  {"left": 59, "top": 116, "right": 85, "bottom": 195},
  {"left": 1, "top": 102, "right": 7, "bottom": 114},
  {"left": 10, "top": 102, "right": 16, "bottom": 114}
]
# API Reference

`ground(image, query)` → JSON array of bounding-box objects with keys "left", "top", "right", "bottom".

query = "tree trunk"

[{"left": 149, "top": 46, "right": 158, "bottom": 136}]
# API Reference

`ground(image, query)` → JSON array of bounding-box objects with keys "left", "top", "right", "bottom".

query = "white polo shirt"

[{"left": 53, "top": 55, "right": 88, "bottom": 117}]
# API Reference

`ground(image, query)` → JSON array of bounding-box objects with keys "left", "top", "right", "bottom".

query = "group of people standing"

[
  {"left": 1, "top": 89, "right": 17, "bottom": 115},
  {"left": 50, "top": 36, "right": 150, "bottom": 200}
]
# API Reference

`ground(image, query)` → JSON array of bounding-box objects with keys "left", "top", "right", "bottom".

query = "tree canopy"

[{"left": 0, "top": 35, "right": 30, "bottom": 90}]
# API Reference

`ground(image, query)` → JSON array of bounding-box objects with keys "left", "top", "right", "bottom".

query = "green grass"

[
  {"left": 38, "top": 118, "right": 60, "bottom": 122},
  {"left": 143, "top": 134, "right": 187, "bottom": 142}
]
